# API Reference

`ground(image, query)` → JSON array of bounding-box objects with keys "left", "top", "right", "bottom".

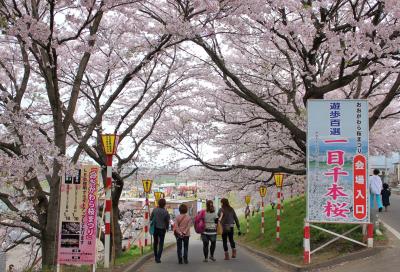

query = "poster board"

[
  {"left": 307, "top": 100, "right": 369, "bottom": 224},
  {"left": 57, "top": 165, "right": 100, "bottom": 264}
]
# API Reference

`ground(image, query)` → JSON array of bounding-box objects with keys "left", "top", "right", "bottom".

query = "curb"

[
  {"left": 122, "top": 243, "right": 175, "bottom": 272},
  {"left": 237, "top": 242, "right": 301, "bottom": 271},
  {"left": 238, "top": 241, "right": 385, "bottom": 272}
]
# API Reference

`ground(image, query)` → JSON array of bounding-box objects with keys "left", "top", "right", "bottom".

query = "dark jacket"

[
  {"left": 150, "top": 207, "right": 170, "bottom": 230},
  {"left": 218, "top": 207, "right": 240, "bottom": 229},
  {"left": 381, "top": 188, "right": 391, "bottom": 206}
]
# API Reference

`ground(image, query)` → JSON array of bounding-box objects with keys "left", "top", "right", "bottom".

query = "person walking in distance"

[
  {"left": 201, "top": 200, "right": 218, "bottom": 262},
  {"left": 174, "top": 204, "right": 192, "bottom": 264},
  {"left": 370, "top": 169, "right": 384, "bottom": 212},
  {"left": 150, "top": 198, "right": 170, "bottom": 263},
  {"left": 381, "top": 183, "right": 391, "bottom": 212},
  {"left": 218, "top": 198, "right": 241, "bottom": 260}
]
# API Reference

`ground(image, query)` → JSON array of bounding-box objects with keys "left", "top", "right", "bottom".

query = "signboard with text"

[
  {"left": 57, "top": 165, "right": 100, "bottom": 264},
  {"left": 307, "top": 100, "right": 369, "bottom": 223}
]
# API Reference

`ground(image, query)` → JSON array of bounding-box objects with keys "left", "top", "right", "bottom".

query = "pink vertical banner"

[{"left": 57, "top": 165, "right": 100, "bottom": 265}]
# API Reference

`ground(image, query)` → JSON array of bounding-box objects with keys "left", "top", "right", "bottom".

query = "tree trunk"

[
  {"left": 112, "top": 175, "right": 124, "bottom": 258},
  {"left": 41, "top": 177, "right": 61, "bottom": 270},
  {"left": 112, "top": 202, "right": 123, "bottom": 258}
]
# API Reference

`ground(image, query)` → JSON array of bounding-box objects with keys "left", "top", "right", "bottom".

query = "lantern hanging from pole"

[
  {"left": 101, "top": 134, "right": 120, "bottom": 155},
  {"left": 274, "top": 173, "right": 284, "bottom": 188},
  {"left": 259, "top": 185, "right": 267, "bottom": 197},
  {"left": 142, "top": 179, "right": 153, "bottom": 194},
  {"left": 245, "top": 195, "right": 251, "bottom": 205}
]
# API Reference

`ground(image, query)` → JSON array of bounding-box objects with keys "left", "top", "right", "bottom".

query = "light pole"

[
  {"left": 259, "top": 185, "right": 267, "bottom": 235},
  {"left": 274, "top": 173, "right": 284, "bottom": 241},
  {"left": 142, "top": 179, "right": 153, "bottom": 246},
  {"left": 101, "top": 134, "right": 119, "bottom": 268},
  {"left": 245, "top": 195, "right": 251, "bottom": 234}
]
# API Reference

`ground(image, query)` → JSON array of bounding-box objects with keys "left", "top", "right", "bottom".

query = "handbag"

[
  {"left": 149, "top": 218, "right": 155, "bottom": 235},
  {"left": 217, "top": 222, "right": 223, "bottom": 235}
]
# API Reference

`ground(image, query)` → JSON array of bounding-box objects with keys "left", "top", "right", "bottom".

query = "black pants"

[
  {"left": 176, "top": 236, "right": 189, "bottom": 261},
  {"left": 222, "top": 227, "right": 235, "bottom": 252},
  {"left": 201, "top": 234, "right": 216, "bottom": 258},
  {"left": 153, "top": 228, "right": 166, "bottom": 261}
]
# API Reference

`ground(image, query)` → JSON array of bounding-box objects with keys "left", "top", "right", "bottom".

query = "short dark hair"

[
  {"left": 373, "top": 169, "right": 380, "bottom": 175},
  {"left": 383, "top": 183, "right": 389, "bottom": 189},
  {"left": 158, "top": 198, "right": 166, "bottom": 208},
  {"left": 179, "top": 203, "right": 188, "bottom": 214}
]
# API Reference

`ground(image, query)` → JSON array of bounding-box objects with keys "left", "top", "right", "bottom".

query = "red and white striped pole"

[
  {"left": 261, "top": 198, "right": 265, "bottom": 234},
  {"left": 276, "top": 188, "right": 281, "bottom": 241},
  {"left": 246, "top": 206, "right": 250, "bottom": 234},
  {"left": 104, "top": 154, "right": 112, "bottom": 268},
  {"left": 367, "top": 223, "right": 374, "bottom": 248},
  {"left": 304, "top": 220, "right": 311, "bottom": 264},
  {"left": 144, "top": 195, "right": 149, "bottom": 246}
]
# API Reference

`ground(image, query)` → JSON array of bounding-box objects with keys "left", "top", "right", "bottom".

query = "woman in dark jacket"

[
  {"left": 150, "top": 198, "right": 170, "bottom": 263},
  {"left": 218, "top": 198, "right": 241, "bottom": 260},
  {"left": 381, "top": 183, "right": 391, "bottom": 211}
]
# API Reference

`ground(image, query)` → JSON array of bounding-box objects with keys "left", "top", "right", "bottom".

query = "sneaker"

[
  {"left": 155, "top": 259, "right": 161, "bottom": 263},
  {"left": 379, "top": 207, "right": 383, "bottom": 212},
  {"left": 184, "top": 259, "right": 188, "bottom": 264},
  {"left": 210, "top": 256, "right": 216, "bottom": 262},
  {"left": 203, "top": 259, "right": 208, "bottom": 262}
]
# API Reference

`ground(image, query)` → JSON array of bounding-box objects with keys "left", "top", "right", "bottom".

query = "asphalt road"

[
  {"left": 379, "top": 193, "right": 400, "bottom": 234},
  {"left": 323, "top": 191, "right": 400, "bottom": 272},
  {"left": 134, "top": 238, "right": 281, "bottom": 272}
]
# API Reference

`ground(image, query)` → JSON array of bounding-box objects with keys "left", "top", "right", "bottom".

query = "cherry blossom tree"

[
  {"left": 151, "top": 0, "right": 400, "bottom": 193},
  {"left": 0, "top": 0, "right": 187, "bottom": 268}
]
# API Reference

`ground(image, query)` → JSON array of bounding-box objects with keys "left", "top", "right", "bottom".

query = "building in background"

[{"left": 369, "top": 152, "right": 400, "bottom": 185}]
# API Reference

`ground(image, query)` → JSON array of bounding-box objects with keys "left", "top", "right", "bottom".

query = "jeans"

[
  {"left": 222, "top": 227, "right": 235, "bottom": 252},
  {"left": 153, "top": 228, "right": 166, "bottom": 261},
  {"left": 370, "top": 193, "right": 383, "bottom": 209},
  {"left": 201, "top": 234, "right": 216, "bottom": 258},
  {"left": 176, "top": 236, "right": 189, "bottom": 261}
]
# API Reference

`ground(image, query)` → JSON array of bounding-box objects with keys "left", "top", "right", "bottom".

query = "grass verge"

[{"left": 237, "top": 196, "right": 386, "bottom": 265}]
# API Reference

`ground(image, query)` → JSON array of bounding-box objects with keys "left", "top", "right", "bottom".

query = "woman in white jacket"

[{"left": 370, "top": 169, "right": 383, "bottom": 212}]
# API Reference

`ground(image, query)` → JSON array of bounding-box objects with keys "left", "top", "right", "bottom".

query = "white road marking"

[{"left": 380, "top": 220, "right": 400, "bottom": 240}]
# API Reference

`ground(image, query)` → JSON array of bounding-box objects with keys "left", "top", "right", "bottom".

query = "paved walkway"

[
  {"left": 322, "top": 192, "right": 400, "bottom": 272},
  {"left": 134, "top": 238, "right": 282, "bottom": 272}
]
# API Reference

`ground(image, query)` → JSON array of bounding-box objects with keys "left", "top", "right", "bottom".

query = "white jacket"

[{"left": 370, "top": 175, "right": 383, "bottom": 194}]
